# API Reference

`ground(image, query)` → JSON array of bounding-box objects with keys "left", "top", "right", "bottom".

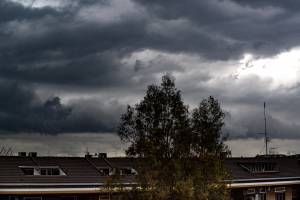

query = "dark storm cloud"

[
  {"left": 0, "top": 0, "right": 149, "bottom": 88},
  {"left": 0, "top": 81, "right": 123, "bottom": 134},
  {"left": 231, "top": 0, "right": 300, "bottom": 10},
  {"left": 0, "top": 0, "right": 61, "bottom": 23},
  {"left": 1, "top": 0, "right": 300, "bottom": 141},
  {"left": 2, "top": 0, "right": 300, "bottom": 89},
  {"left": 63, "top": 99, "right": 125, "bottom": 133},
  {"left": 1, "top": 52, "right": 133, "bottom": 87},
  {"left": 134, "top": 0, "right": 300, "bottom": 58},
  {"left": 0, "top": 81, "right": 69, "bottom": 134}
]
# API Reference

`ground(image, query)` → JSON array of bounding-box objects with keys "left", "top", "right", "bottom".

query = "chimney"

[
  {"left": 28, "top": 152, "right": 37, "bottom": 157},
  {"left": 85, "top": 152, "right": 92, "bottom": 158},
  {"left": 98, "top": 153, "right": 107, "bottom": 158},
  {"left": 18, "top": 152, "right": 26, "bottom": 157}
]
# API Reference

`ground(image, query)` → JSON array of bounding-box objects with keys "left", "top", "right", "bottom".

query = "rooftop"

[{"left": 0, "top": 153, "right": 300, "bottom": 187}]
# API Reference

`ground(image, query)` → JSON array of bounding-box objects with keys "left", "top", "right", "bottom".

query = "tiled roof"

[
  {"left": 0, "top": 155, "right": 299, "bottom": 186},
  {"left": 225, "top": 156, "right": 300, "bottom": 183},
  {"left": 0, "top": 156, "right": 136, "bottom": 186}
]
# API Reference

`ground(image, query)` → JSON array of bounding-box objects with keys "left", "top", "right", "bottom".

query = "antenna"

[
  {"left": 263, "top": 102, "right": 271, "bottom": 155},
  {"left": 264, "top": 102, "right": 268, "bottom": 155},
  {"left": 256, "top": 103, "right": 270, "bottom": 155}
]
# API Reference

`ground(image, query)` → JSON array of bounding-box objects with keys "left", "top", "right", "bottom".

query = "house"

[
  {"left": 226, "top": 155, "right": 300, "bottom": 200},
  {"left": 0, "top": 153, "right": 299, "bottom": 200}
]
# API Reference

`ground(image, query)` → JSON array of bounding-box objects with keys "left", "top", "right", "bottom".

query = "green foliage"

[
  {"left": 191, "top": 96, "right": 230, "bottom": 156},
  {"left": 118, "top": 75, "right": 190, "bottom": 159},
  {"left": 118, "top": 75, "right": 230, "bottom": 200}
]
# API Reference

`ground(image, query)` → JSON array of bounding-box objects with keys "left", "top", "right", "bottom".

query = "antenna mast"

[{"left": 264, "top": 102, "right": 268, "bottom": 155}]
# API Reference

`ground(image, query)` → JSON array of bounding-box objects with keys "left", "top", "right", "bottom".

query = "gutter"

[
  {"left": 0, "top": 183, "right": 138, "bottom": 195},
  {"left": 225, "top": 176, "right": 300, "bottom": 188},
  {"left": 0, "top": 182, "right": 137, "bottom": 186},
  {"left": 225, "top": 176, "right": 300, "bottom": 183},
  {"left": 228, "top": 180, "right": 300, "bottom": 188}
]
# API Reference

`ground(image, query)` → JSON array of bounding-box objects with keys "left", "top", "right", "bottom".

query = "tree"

[
  {"left": 118, "top": 75, "right": 190, "bottom": 159},
  {"left": 191, "top": 96, "right": 229, "bottom": 156},
  {"left": 118, "top": 75, "right": 229, "bottom": 200}
]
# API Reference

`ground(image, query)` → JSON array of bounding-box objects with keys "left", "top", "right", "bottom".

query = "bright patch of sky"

[
  {"left": 237, "top": 48, "right": 300, "bottom": 88},
  {"left": 9, "top": 0, "right": 70, "bottom": 8}
]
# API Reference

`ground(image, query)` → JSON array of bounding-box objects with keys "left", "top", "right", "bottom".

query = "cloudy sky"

[{"left": 1, "top": 0, "right": 300, "bottom": 157}]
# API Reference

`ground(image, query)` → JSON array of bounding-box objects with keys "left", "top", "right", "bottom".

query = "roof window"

[
  {"left": 19, "top": 166, "right": 66, "bottom": 176},
  {"left": 239, "top": 162, "right": 278, "bottom": 173},
  {"left": 119, "top": 167, "right": 137, "bottom": 176},
  {"left": 20, "top": 167, "right": 34, "bottom": 175},
  {"left": 97, "top": 167, "right": 111, "bottom": 176}
]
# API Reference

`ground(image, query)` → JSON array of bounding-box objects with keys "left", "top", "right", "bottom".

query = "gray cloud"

[
  {"left": 1, "top": 0, "right": 300, "bottom": 89},
  {"left": 0, "top": 81, "right": 70, "bottom": 134},
  {"left": 0, "top": 133, "right": 126, "bottom": 156},
  {"left": 0, "top": 81, "right": 126, "bottom": 134},
  {"left": 0, "top": 0, "right": 61, "bottom": 23},
  {"left": 1, "top": 0, "right": 300, "bottom": 156},
  {"left": 134, "top": 0, "right": 300, "bottom": 58}
]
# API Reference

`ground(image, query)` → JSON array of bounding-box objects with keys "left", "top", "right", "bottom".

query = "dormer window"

[
  {"left": 239, "top": 162, "right": 278, "bottom": 173},
  {"left": 119, "top": 167, "right": 137, "bottom": 175},
  {"left": 19, "top": 166, "right": 66, "bottom": 176},
  {"left": 40, "top": 168, "right": 60, "bottom": 176},
  {"left": 20, "top": 167, "right": 34, "bottom": 175},
  {"left": 97, "top": 168, "right": 110, "bottom": 176}
]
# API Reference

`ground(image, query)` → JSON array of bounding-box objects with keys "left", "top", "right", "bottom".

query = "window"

[
  {"left": 246, "top": 188, "right": 256, "bottom": 195},
  {"left": 259, "top": 193, "right": 266, "bottom": 200},
  {"left": 8, "top": 196, "right": 19, "bottom": 200},
  {"left": 275, "top": 187, "right": 286, "bottom": 193},
  {"left": 20, "top": 168, "right": 34, "bottom": 175},
  {"left": 251, "top": 163, "right": 276, "bottom": 172},
  {"left": 259, "top": 187, "right": 266, "bottom": 193},
  {"left": 276, "top": 193, "right": 285, "bottom": 200},
  {"left": 120, "top": 168, "right": 132, "bottom": 175},
  {"left": 292, "top": 187, "right": 300, "bottom": 200},
  {"left": 119, "top": 168, "right": 137, "bottom": 175},
  {"left": 98, "top": 168, "right": 110, "bottom": 176},
  {"left": 19, "top": 166, "right": 65, "bottom": 176},
  {"left": 44, "top": 196, "right": 77, "bottom": 200},
  {"left": 245, "top": 195, "right": 255, "bottom": 200},
  {"left": 40, "top": 168, "right": 60, "bottom": 176},
  {"left": 239, "top": 162, "right": 277, "bottom": 173},
  {"left": 23, "top": 197, "right": 42, "bottom": 200}
]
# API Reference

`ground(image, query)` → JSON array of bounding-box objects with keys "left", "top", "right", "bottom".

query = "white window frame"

[
  {"left": 275, "top": 187, "right": 286, "bottom": 193},
  {"left": 19, "top": 166, "right": 66, "bottom": 176},
  {"left": 275, "top": 192, "right": 285, "bottom": 200},
  {"left": 246, "top": 188, "right": 256, "bottom": 195},
  {"left": 259, "top": 187, "right": 266, "bottom": 193}
]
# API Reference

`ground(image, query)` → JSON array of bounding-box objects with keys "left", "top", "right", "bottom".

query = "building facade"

[{"left": 226, "top": 156, "right": 300, "bottom": 200}]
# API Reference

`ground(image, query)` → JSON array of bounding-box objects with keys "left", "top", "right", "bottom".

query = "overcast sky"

[{"left": 1, "top": 0, "right": 300, "bottom": 157}]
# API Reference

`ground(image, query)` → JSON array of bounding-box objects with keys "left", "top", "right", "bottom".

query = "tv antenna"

[
  {"left": 256, "top": 102, "right": 269, "bottom": 155},
  {"left": 264, "top": 102, "right": 268, "bottom": 155}
]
